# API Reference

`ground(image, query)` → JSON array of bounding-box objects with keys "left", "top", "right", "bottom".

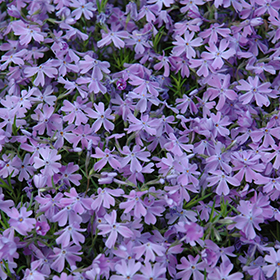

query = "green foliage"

[
  {"left": 168, "top": 73, "right": 188, "bottom": 98},
  {"left": 111, "top": 47, "right": 135, "bottom": 71},
  {"left": 96, "top": 0, "right": 109, "bottom": 13}
]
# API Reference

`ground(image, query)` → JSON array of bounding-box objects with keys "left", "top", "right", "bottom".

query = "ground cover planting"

[{"left": 1, "top": 0, "right": 280, "bottom": 279}]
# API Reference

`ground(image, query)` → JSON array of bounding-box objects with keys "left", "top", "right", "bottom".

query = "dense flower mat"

[{"left": 1, "top": 0, "right": 280, "bottom": 279}]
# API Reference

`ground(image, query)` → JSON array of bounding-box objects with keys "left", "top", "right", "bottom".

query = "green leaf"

[
  {"left": 12, "top": 114, "right": 20, "bottom": 136},
  {"left": 184, "top": 192, "right": 213, "bottom": 209},
  {"left": 152, "top": 26, "right": 165, "bottom": 52},
  {"left": 0, "top": 177, "right": 13, "bottom": 191},
  {"left": 16, "top": 265, "right": 27, "bottom": 276},
  {"left": 96, "top": 0, "right": 101, "bottom": 12},
  {"left": 208, "top": 198, "right": 217, "bottom": 223}
]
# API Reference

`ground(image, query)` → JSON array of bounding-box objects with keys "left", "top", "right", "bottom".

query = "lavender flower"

[
  {"left": 98, "top": 210, "right": 134, "bottom": 248},
  {"left": 7, "top": 207, "right": 36, "bottom": 235}
]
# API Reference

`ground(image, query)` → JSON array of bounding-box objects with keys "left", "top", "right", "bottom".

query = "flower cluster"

[{"left": 0, "top": 0, "right": 280, "bottom": 279}]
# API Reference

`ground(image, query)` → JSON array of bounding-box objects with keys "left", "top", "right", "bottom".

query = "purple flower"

[
  {"left": 176, "top": 93, "right": 198, "bottom": 114},
  {"left": 7, "top": 206, "right": 36, "bottom": 235},
  {"left": 97, "top": 26, "right": 129, "bottom": 49},
  {"left": 202, "top": 240, "right": 236, "bottom": 267},
  {"left": 164, "top": 133, "right": 193, "bottom": 156},
  {"left": 85, "top": 102, "right": 115, "bottom": 133},
  {"left": 23, "top": 260, "right": 47, "bottom": 280},
  {"left": 29, "top": 86, "right": 56, "bottom": 106},
  {"left": 154, "top": 51, "right": 172, "bottom": 77},
  {"left": 71, "top": 0, "right": 96, "bottom": 20},
  {"left": 268, "top": 15, "right": 280, "bottom": 43},
  {"left": 111, "top": 95, "right": 134, "bottom": 121},
  {"left": 0, "top": 194, "right": 14, "bottom": 214},
  {"left": 177, "top": 255, "right": 207, "bottom": 280},
  {"left": 263, "top": 249, "right": 280, "bottom": 279},
  {"left": 243, "top": 256, "right": 266, "bottom": 280},
  {"left": 126, "top": 113, "right": 158, "bottom": 136},
  {"left": 133, "top": 240, "right": 166, "bottom": 263},
  {"left": 230, "top": 200, "right": 264, "bottom": 240},
  {"left": 53, "top": 272, "right": 74, "bottom": 280},
  {"left": 35, "top": 193, "right": 63, "bottom": 222},
  {"left": 180, "top": 0, "right": 204, "bottom": 13},
  {"left": 174, "top": 18, "right": 202, "bottom": 35},
  {"left": 125, "top": 30, "right": 151, "bottom": 54},
  {"left": 55, "top": 222, "right": 86, "bottom": 247},
  {"left": 209, "top": 112, "right": 231, "bottom": 138},
  {"left": 61, "top": 99, "right": 89, "bottom": 126},
  {"left": 173, "top": 31, "right": 202, "bottom": 59},
  {"left": 68, "top": 124, "right": 99, "bottom": 149},
  {"left": 98, "top": 210, "right": 134, "bottom": 248},
  {"left": 236, "top": 75, "right": 271, "bottom": 107},
  {"left": 12, "top": 21, "right": 47, "bottom": 45},
  {"left": 207, "top": 74, "right": 238, "bottom": 110},
  {"left": 129, "top": 75, "right": 159, "bottom": 96},
  {"left": 77, "top": 76, "right": 107, "bottom": 94},
  {"left": 0, "top": 154, "right": 21, "bottom": 178},
  {"left": 116, "top": 78, "right": 127, "bottom": 90},
  {"left": 208, "top": 261, "right": 243, "bottom": 279},
  {"left": 52, "top": 203, "right": 82, "bottom": 227},
  {"left": 205, "top": 142, "right": 232, "bottom": 174},
  {"left": 255, "top": 0, "right": 280, "bottom": 17},
  {"left": 91, "top": 147, "right": 121, "bottom": 171},
  {"left": 199, "top": 23, "right": 231, "bottom": 44},
  {"left": 18, "top": 153, "right": 35, "bottom": 182},
  {"left": 79, "top": 55, "right": 110, "bottom": 78},
  {"left": 176, "top": 157, "right": 200, "bottom": 187},
  {"left": 55, "top": 162, "right": 82, "bottom": 187},
  {"left": 176, "top": 221, "right": 204, "bottom": 246},
  {"left": 92, "top": 187, "right": 124, "bottom": 211},
  {"left": 137, "top": 5, "right": 157, "bottom": 22},
  {"left": 60, "top": 188, "right": 92, "bottom": 215},
  {"left": 33, "top": 147, "right": 61, "bottom": 177},
  {"left": 250, "top": 119, "right": 280, "bottom": 147},
  {"left": 127, "top": 90, "right": 160, "bottom": 113},
  {"left": 119, "top": 190, "right": 148, "bottom": 218},
  {"left": 0, "top": 49, "right": 26, "bottom": 70},
  {"left": 231, "top": 150, "right": 264, "bottom": 183},
  {"left": 121, "top": 145, "right": 151, "bottom": 173},
  {"left": 35, "top": 219, "right": 50, "bottom": 236},
  {"left": 137, "top": 262, "right": 166, "bottom": 280},
  {"left": 124, "top": 162, "right": 153, "bottom": 185},
  {"left": 111, "top": 259, "right": 141, "bottom": 280},
  {"left": 143, "top": 196, "right": 165, "bottom": 225},
  {"left": 189, "top": 58, "right": 214, "bottom": 77},
  {"left": 207, "top": 170, "right": 240, "bottom": 196},
  {"left": 58, "top": 77, "right": 88, "bottom": 98},
  {"left": 31, "top": 104, "right": 62, "bottom": 136},
  {"left": 55, "top": 53, "right": 79, "bottom": 77},
  {"left": 24, "top": 60, "right": 58, "bottom": 87},
  {"left": 50, "top": 243, "right": 82, "bottom": 273},
  {"left": 201, "top": 39, "right": 236, "bottom": 69}
]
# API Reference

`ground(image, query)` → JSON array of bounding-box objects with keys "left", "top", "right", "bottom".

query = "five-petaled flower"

[{"left": 98, "top": 210, "right": 134, "bottom": 248}]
